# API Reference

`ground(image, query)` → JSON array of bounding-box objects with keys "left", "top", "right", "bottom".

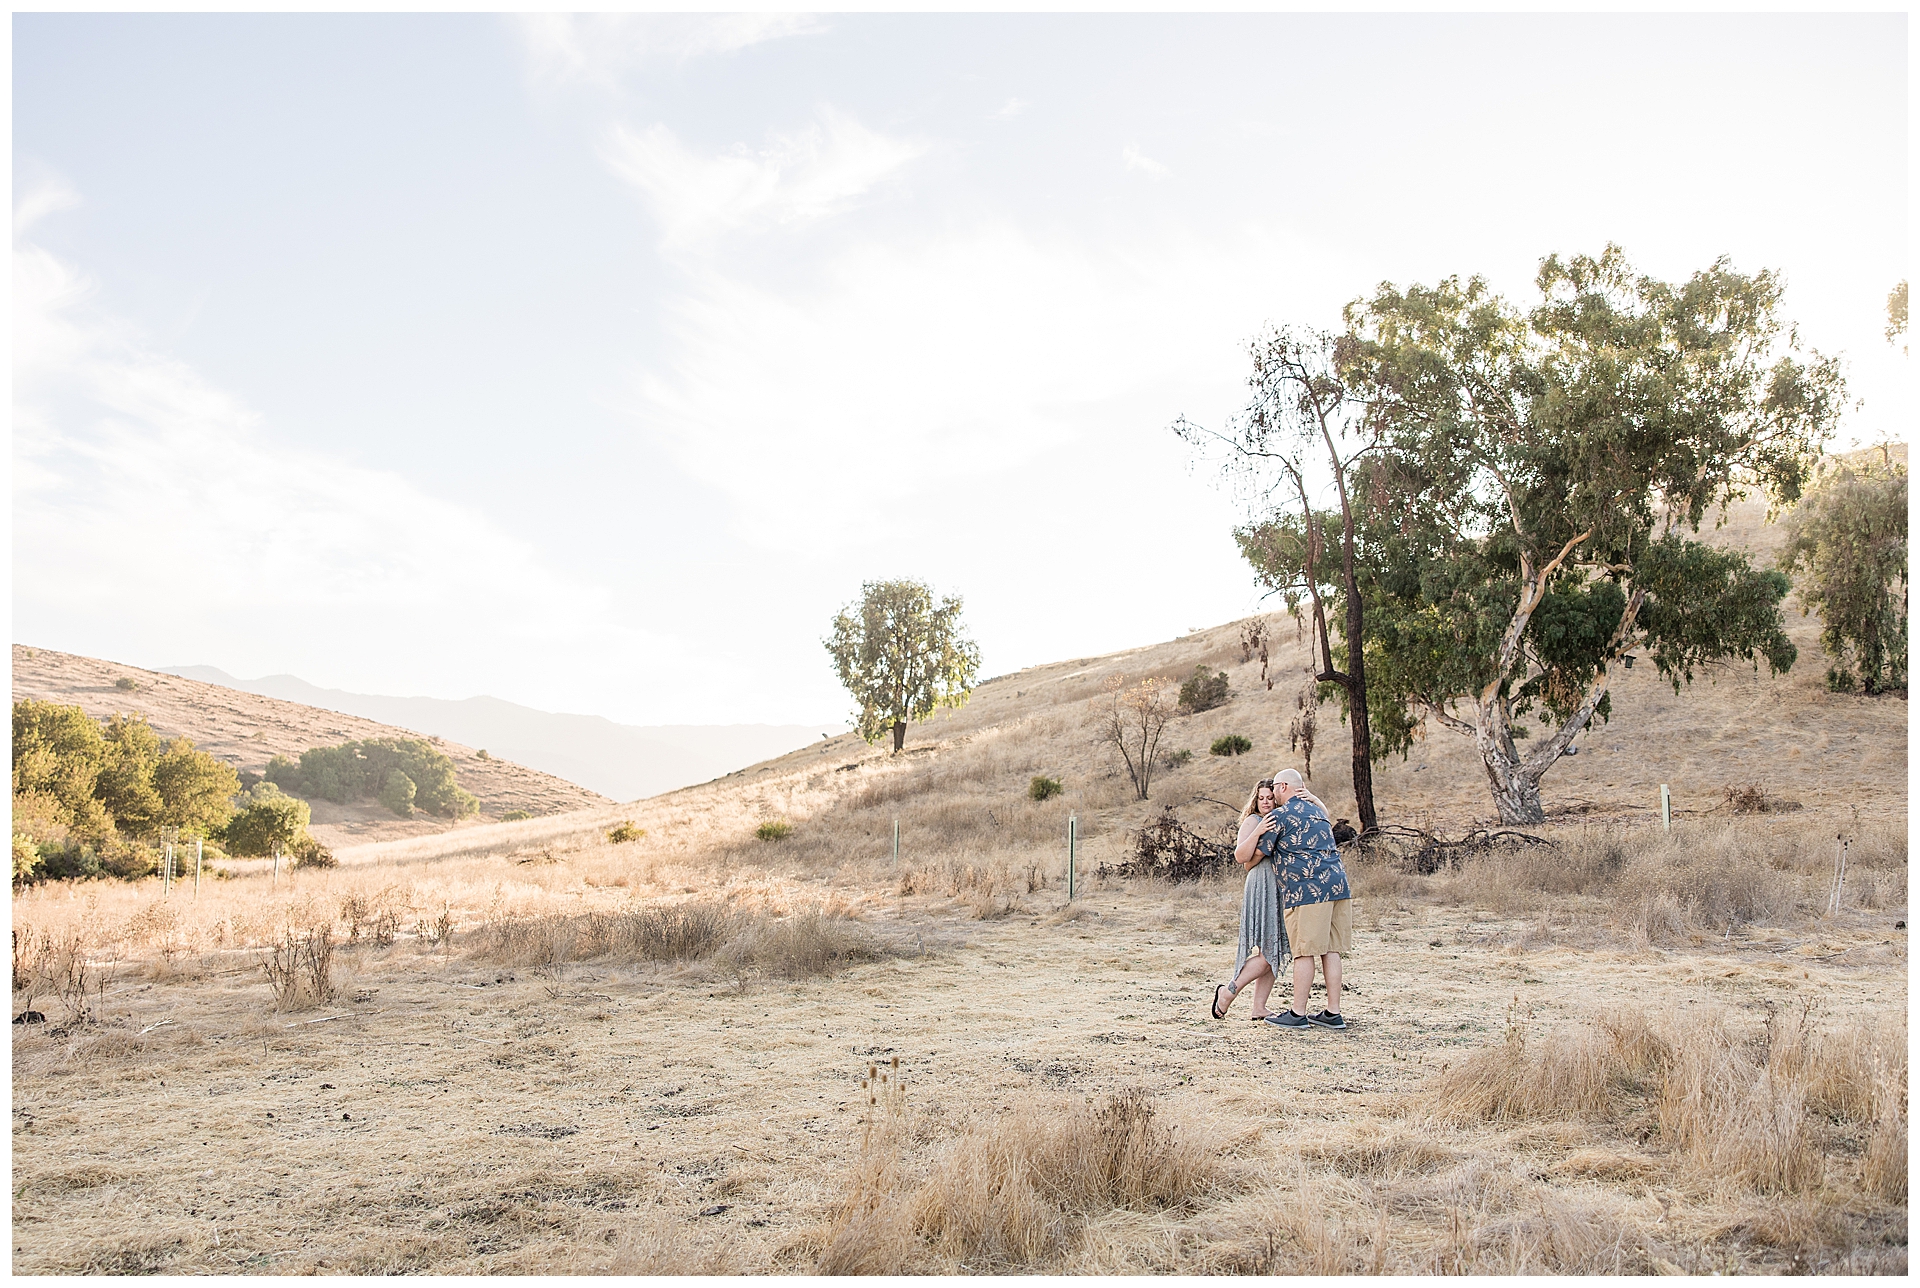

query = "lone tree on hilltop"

[
  {"left": 1778, "top": 450, "right": 1907, "bottom": 694},
  {"left": 1175, "top": 326, "right": 1386, "bottom": 834},
  {"left": 826, "top": 579, "right": 981, "bottom": 754},
  {"left": 1338, "top": 245, "right": 1843, "bottom": 825}
]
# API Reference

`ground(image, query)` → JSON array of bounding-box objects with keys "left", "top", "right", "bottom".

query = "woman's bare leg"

[
  {"left": 1247, "top": 957, "right": 1275, "bottom": 1017},
  {"left": 1223, "top": 951, "right": 1270, "bottom": 1015}
]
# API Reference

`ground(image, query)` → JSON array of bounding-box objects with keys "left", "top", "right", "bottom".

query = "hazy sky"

[{"left": 13, "top": 13, "right": 1908, "bottom": 726}]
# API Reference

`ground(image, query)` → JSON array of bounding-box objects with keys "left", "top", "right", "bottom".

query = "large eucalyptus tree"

[{"left": 1339, "top": 246, "right": 1844, "bottom": 824}]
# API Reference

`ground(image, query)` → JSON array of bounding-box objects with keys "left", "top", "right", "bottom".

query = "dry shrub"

[
  {"left": 466, "top": 900, "right": 887, "bottom": 982},
  {"left": 1468, "top": 1192, "right": 1664, "bottom": 1274},
  {"left": 1421, "top": 1004, "right": 1644, "bottom": 1123},
  {"left": 263, "top": 923, "right": 335, "bottom": 1010},
  {"left": 1657, "top": 1010, "right": 1821, "bottom": 1194},
  {"left": 719, "top": 909, "right": 885, "bottom": 981},
  {"left": 820, "top": 1085, "right": 1221, "bottom": 1273},
  {"left": 1422, "top": 1004, "right": 1893, "bottom": 1197},
  {"left": 1304, "top": 1126, "right": 1458, "bottom": 1179},
  {"left": 11, "top": 926, "right": 111, "bottom": 1025}
]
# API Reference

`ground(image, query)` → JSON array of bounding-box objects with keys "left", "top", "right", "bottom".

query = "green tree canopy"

[
  {"left": 1778, "top": 452, "right": 1908, "bottom": 694},
  {"left": 825, "top": 579, "right": 981, "bottom": 753},
  {"left": 11, "top": 701, "right": 239, "bottom": 850},
  {"left": 220, "top": 783, "right": 312, "bottom": 860},
  {"left": 1335, "top": 245, "right": 1842, "bottom": 824},
  {"left": 267, "top": 737, "right": 477, "bottom": 819}
]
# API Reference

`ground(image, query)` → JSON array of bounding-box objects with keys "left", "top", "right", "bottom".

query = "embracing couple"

[{"left": 1210, "top": 768, "right": 1353, "bottom": 1030}]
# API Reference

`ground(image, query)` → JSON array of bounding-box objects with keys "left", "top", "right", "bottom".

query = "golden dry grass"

[{"left": 10, "top": 512, "right": 1909, "bottom": 1273}]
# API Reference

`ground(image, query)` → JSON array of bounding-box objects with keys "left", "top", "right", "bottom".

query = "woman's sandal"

[{"left": 1211, "top": 984, "right": 1233, "bottom": 1020}]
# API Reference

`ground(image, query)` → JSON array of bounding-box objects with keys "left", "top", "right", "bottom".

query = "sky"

[{"left": 12, "top": 13, "right": 1909, "bottom": 727}]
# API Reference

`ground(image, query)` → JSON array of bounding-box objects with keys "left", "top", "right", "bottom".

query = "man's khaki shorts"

[{"left": 1285, "top": 898, "right": 1353, "bottom": 959}]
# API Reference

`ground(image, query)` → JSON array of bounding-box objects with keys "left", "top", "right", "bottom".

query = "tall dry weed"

[
  {"left": 1422, "top": 1003, "right": 1898, "bottom": 1197},
  {"left": 263, "top": 923, "right": 336, "bottom": 1011},
  {"left": 819, "top": 1084, "right": 1222, "bottom": 1273}
]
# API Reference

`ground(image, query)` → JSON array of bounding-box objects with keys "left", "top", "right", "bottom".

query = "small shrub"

[
  {"left": 501, "top": 809, "right": 532, "bottom": 822},
  {"left": 1178, "top": 665, "right": 1230, "bottom": 713},
  {"left": 608, "top": 821, "right": 644, "bottom": 844},
  {"left": 263, "top": 923, "right": 335, "bottom": 1010},
  {"left": 290, "top": 834, "right": 336, "bottom": 869},
  {"left": 1209, "top": 734, "right": 1252, "bottom": 757},
  {"left": 1162, "top": 748, "right": 1193, "bottom": 769},
  {"left": 1028, "top": 776, "right": 1063, "bottom": 802},
  {"left": 476, "top": 749, "right": 490, "bottom": 760},
  {"left": 756, "top": 821, "right": 793, "bottom": 842},
  {"left": 113, "top": 677, "right": 140, "bottom": 692},
  {"left": 1723, "top": 782, "right": 1801, "bottom": 815}
]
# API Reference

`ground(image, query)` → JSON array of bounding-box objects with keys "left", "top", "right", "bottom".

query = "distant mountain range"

[{"left": 157, "top": 666, "right": 844, "bottom": 802}]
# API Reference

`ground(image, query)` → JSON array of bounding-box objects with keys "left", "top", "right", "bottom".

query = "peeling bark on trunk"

[{"left": 1471, "top": 583, "right": 1641, "bottom": 826}]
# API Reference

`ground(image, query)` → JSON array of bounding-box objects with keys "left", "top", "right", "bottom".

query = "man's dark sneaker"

[
  {"left": 1307, "top": 1010, "right": 1347, "bottom": 1030},
  {"left": 1264, "top": 1010, "right": 1312, "bottom": 1029}
]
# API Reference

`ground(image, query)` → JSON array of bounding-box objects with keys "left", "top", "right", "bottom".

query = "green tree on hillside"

[
  {"left": 825, "top": 580, "right": 981, "bottom": 753},
  {"left": 1778, "top": 452, "right": 1908, "bottom": 694},
  {"left": 12, "top": 700, "right": 240, "bottom": 882},
  {"left": 221, "top": 783, "right": 311, "bottom": 868},
  {"left": 267, "top": 737, "right": 477, "bottom": 818},
  {"left": 12, "top": 700, "right": 114, "bottom": 843},
  {"left": 1336, "top": 245, "right": 1842, "bottom": 824}
]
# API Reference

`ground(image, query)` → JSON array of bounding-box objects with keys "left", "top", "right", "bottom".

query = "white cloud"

[
  {"left": 602, "top": 108, "right": 924, "bottom": 247},
  {"left": 1122, "top": 144, "right": 1169, "bottom": 180},
  {"left": 513, "top": 14, "right": 825, "bottom": 89},
  {"left": 623, "top": 218, "right": 1350, "bottom": 558},
  {"left": 995, "top": 97, "right": 1028, "bottom": 119},
  {"left": 11, "top": 188, "right": 645, "bottom": 701}
]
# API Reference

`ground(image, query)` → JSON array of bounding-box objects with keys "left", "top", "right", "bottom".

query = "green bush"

[
  {"left": 501, "top": 809, "right": 532, "bottom": 822},
  {"left": 378, "top": 769, "right": 417, "bottom": 817},
  {"left": 114, "top": 676, "right": 140, "bottom": 692},
  {"left": 221, "top": 785, "right": 311, "bottom": 859},
  {"left": 1028, "top": 775, "right": 1064, "bottom": 801},
  {"left": 291, "top": 834, "right": 337, "bottom": 869},
  {"left": 756, "top": 820, "right": 793, "bottom": 842},
  {"left": 1210, "top": 734, "right": 1252, "bottom": 757},
  {"left": 268, "top": 737, "right": 478, "bottom": 819},
  {"left": 1178, "top": 665, "right": 1230, "bottom": 713},
  {"left": 608, "top": 821, "right": 644, "bottom": 844},
  {"left": 1163, "top": 748, "right": 1194, "bottom": 768}
]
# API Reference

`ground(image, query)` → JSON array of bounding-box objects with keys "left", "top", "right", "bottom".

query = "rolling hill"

[{"left": 154, "top": 665, "right": 842, "bottom": 802}]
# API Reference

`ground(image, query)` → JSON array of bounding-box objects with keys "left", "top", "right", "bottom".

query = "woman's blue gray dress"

[{"left": 1234, "top": 824, "right": 1289, "bottom": 977}]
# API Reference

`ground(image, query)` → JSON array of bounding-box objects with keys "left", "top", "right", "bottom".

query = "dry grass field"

[{"left": 10, "top": 483, "right": 1907, "bottom": 1274}]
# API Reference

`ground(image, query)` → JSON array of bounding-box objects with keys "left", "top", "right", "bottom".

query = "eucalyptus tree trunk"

[{"left": 891, "top": 720, "right": 906, "bottom": 753}]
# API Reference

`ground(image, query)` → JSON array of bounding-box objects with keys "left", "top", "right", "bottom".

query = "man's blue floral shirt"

[{"left": 1259, "top": 796, "right": 1351, "bottom": 910}]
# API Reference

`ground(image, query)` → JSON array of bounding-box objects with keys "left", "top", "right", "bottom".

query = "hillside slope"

[
  {"left": 11, "top": 646, "right": 611, "bottom": 851},
  {"left": 346, "top": 480, "right": 1905, "bottom": 873},
  {"left": 155, "top": 666, "right": 841, "bottom": 801}
]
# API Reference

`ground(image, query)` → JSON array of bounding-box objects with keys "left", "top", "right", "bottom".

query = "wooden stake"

[
  {"left": 1068, "top": 812, "right": 1077, "bottom": 901},
  {"left": 194, "top": 837, "right": 203, "bottom": 898},
  {"left": 1660, "top": 784, "right": 1671, "bottom": 832}
]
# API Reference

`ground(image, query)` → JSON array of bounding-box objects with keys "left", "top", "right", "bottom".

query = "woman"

[{"left": 1211, "top": 778, "right": 1290, "bottom": 1021}]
